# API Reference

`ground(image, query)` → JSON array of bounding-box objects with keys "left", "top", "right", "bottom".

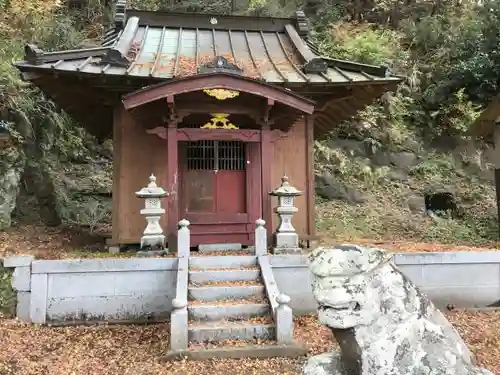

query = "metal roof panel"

[{"left": 14, "top": 12, "right": 401, "bottom": 87}]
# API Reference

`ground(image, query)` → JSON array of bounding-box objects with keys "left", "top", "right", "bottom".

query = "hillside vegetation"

[{"left": 1, "top": 0, "right": 500, "bottom": 248}]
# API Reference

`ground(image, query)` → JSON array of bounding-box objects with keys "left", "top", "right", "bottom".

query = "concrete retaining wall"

[
  {"left": 394, "top": 252, "right": 500, "bottom": 309},
  {"left": 3, "top": 251, "right": 500, "bottom": 324},
  {"left": 271, "top": 252, "right": 500, "bottom": 311},
  {"left": 4, "top": 256, "right": 177, "bottom": 324}
]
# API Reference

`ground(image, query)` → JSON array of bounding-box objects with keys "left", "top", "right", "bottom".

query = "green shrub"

[{"left": 0, "top": 263, "right": 16, "bottom": 318}]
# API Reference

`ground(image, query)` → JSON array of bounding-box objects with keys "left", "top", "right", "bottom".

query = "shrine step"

[
  {"left": 198, "top": 243, "right": 242, "bottom": 252},
  {"left": 162, "top": 343, "right": 308, "bottom": 361},
  {"left": 189, "top": 269, "right": 260, "bottom": 284},
  {"left": 188, "top": 303, "right": 270, "bottom": 321},
  {"left": 188, "top": 284, "right": 265, "bottom": 301},
  {"left": 189, "top": 255, "right": 257, "bottom": 269},
  {"left": 188, "top": 321, "right": 276, "bottom": 343}
]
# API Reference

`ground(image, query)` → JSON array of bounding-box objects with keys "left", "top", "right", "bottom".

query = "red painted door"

[{"left": 179, "top": 140, "right": 252, "bottom": 246}]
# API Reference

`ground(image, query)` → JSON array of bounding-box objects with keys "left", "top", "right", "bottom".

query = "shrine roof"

[{"left": 14, "top": 5, "right": 400, "bottom": 85}]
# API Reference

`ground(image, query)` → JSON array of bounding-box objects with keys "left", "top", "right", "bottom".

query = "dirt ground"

[
  {"left": 0, "top": 312, "right": 498, "bottom": 375},
  {"left": 1, "top": 225, "right": 499, "bottom": 373},
  {"left": 0, "top": 224, "right": 498, "bottom": 260}
]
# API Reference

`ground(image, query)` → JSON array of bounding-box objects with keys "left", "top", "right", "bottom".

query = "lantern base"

[
  {"left": 140, "top": 234, "right": 166, "bottom": 250},
  {"left": 271, "top": 246, "right": 302, "bottom": 255},
  {"left": 272, "top": 232, "right": 301, "bottom": 254}
]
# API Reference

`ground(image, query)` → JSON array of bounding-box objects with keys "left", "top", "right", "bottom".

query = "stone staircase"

[
  {"left": 187, "top": 254, "right": 276, "bottom": 344},
  {"left": 164, "top": 252, "right": 308, "bottom": 360},
  {"left": 163, "top": 221, "right": 308, "bottom": 360}
]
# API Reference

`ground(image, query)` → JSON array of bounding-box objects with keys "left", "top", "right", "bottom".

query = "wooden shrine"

[{"left": 14, "top": 2, "right": 401, "bottom": 248}]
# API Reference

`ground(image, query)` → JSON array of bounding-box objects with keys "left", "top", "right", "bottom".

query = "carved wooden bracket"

[
  {"left": 146, "top": 126, "right": 167, "bottom": 139},
  {"left": 271, "top": 129, "right": 289, "bottom": 142}
]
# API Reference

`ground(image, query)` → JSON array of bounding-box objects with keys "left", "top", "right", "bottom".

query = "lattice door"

[{"left": 181, "top": 140, "right": 247, "bottom": 215}]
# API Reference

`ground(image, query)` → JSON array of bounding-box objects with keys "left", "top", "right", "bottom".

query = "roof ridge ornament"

[
  {"left": 101, "top": 15, "right": 139, "bottom": 67},
  {"left": 24, "top": 44, "right": 44, "bottom": 65},
  {"left": 114, "top": 0, "right": 127, "bottom": 30},
  {"left": 295, "top": 10, "right": 310, "bottom": 38},
  {"left": 198, "top": 56, "right": 243, "bottom": 75}
]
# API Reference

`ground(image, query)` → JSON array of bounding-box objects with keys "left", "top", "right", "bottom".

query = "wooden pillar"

[
  {"left": 305, "top": 114, "right": 316, "bottom": 246},
  {"left": 167, "top": 122, "right": 179, "bottom": 251},
  {"left": 261, "top": 124, "right": 273, "bottom": 242},
  {"left": 494, "top": 124, "right": 500, "bottom": 235},
  {"left": 111, "top": 106, "right": 123, "bottom": 246}
]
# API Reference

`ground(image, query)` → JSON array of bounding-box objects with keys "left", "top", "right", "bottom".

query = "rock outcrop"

[
  {"left": 302, "top": 245, "right": 493, "bottom": 375},
  {"left": 0, "top": 144, "right": 25, "bottom": 230}
]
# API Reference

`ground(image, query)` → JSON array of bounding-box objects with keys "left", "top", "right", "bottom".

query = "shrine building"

[{"left": 14, "top": 1, "right": 402, "bottom": 249}]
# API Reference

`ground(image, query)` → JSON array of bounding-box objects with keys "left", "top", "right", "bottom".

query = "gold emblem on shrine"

[
  {"left": 201, "top": 113, "right": 238, "bottom": 129},
  {"left": 203, "top": 88, "right": 240, "bottom": 100}
]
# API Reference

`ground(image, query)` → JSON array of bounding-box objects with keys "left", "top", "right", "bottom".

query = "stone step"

[
  {"left": 188, "top": 321, "right": 276, "bottom": 343},
  {"left": 193, "top": 250, "right": 253, "bottom": 257},
  {"left": 188, "top": 303, "right": 270, "bottom": 321},
  {"left": 189, "top": 269, "right": 260, "bottom": 284},
  {"left": 188, "top": 285, "right": 265, "bottom": 301},
  {"left": 162, "top": 343, "right": 308, "bottom": 361},
  {"left": 198, "top": 243, "right": 243, "bottom": 252},
  {"left": 189, "top": 255, "right": 257, "bottom": 269}
]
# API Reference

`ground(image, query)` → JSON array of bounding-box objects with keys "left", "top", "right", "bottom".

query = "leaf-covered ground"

[
  {"left": 0, "top": 224, "right": 497, "bottom": 261},
  {"left": 0, "top": 312, "right": 498, "bottom": 374}
]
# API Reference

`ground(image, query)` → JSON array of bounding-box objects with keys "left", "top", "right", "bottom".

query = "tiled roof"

[
  {"left": 15, "top": 7, "right": 399, "bottom": 85},
  {"left": 14, "top": 5, "right": 403, "bottom": 140}
]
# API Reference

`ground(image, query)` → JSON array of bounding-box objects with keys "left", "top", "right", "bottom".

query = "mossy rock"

[{"left": 0, "top": 262, "right": 16, "bottom": 318}]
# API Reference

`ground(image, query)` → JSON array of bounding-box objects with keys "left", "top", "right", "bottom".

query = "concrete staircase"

[
  {"left": 164, "top": 251, "right": 308, "bottom": 360},
  {"left": 164, "top": 221, "right": 307, "bottom": 360},
  {"left": 187, "top": 255, "right": 276, "bottom": 344}
]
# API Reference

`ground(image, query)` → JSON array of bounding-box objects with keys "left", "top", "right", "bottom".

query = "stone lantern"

[
  {"left": 269, "top": 175, "right": 303, "bottom": 254},
  {"left": 135, "top": 174, "right": 168, "bottom": 250}
]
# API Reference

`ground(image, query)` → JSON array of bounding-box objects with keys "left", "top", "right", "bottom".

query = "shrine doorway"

[{"left": 179, "top": 139, "right": 257, "bottom": 246}]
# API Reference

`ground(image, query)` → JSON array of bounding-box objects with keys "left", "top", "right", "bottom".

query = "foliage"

[
  {"left": 2, "top": 0, "right": 500, "bottom": 246},
  {"left": 0, "top": 263, "right": 15, "bottom": 317},
  {"left": 308, "top": 0, "right": 496, "bottom": 140},
  {"left": 0, "top": 0, "right": 106, "bottom": 160},
  {"left": 316, "top": 22, "right": 407, "bottom": 66}
]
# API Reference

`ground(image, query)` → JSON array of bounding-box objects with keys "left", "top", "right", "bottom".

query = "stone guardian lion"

[{"left": 302, "top": 245, "right": 494, "bottom": 375}]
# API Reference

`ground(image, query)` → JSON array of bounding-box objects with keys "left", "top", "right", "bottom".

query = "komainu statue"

[{"left": 302, "top": 245, "right": 493, "bottom": 375}]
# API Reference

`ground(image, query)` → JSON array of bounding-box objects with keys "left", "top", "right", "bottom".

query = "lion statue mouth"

[
  {"left": 302, "top": 245, "right": 494, "bottom": 375},
  {"left": 318, "top": 302, "right": 361, "bottom": 313},
  {"left": 319, "top": 302, "right": 361, "bottom": 312}
]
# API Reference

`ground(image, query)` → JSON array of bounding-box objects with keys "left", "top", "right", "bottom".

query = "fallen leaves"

[
  {"left": 188, "top": 294, "right": 267, "bottom": 306},
  {"left": 1, "top": 224, "right": 498, "bottom": 262},
  {"left": 324, "top": 238, "right": 498, "bottom": 253},
  {"left": 1, "top": 312, "right": 496, "bottom": 374},
  {"left": 189, "top": 279, "right": 263, "bottom": 287},
  {"left": 193, "top": 250, "right": 253, "bottom": 256}
]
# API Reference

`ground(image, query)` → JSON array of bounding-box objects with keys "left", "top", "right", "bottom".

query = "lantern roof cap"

[
  {"left": 269, "top": 175, "right": 303, "bottom": 197},
  {"left": 136, "top": 174, "right": 168, "bottom": 198}
]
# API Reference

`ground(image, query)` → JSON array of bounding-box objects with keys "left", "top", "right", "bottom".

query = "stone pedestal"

[
  {"left": 135, "top": 174, "right": 168, "bottom": 251},
  {"left": 269, "top": 176, "right": 303, "bottom": 254}
]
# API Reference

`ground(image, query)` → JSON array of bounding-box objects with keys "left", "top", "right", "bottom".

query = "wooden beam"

[
  {"left": 122, "top": 73, "right": 315, "bottom": 115},
  {"left": 177, "top": 128, "right": 261, "bottom": 142},
  {"left": 174, "top": 101, "right": 262, "bottom": 119}
]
